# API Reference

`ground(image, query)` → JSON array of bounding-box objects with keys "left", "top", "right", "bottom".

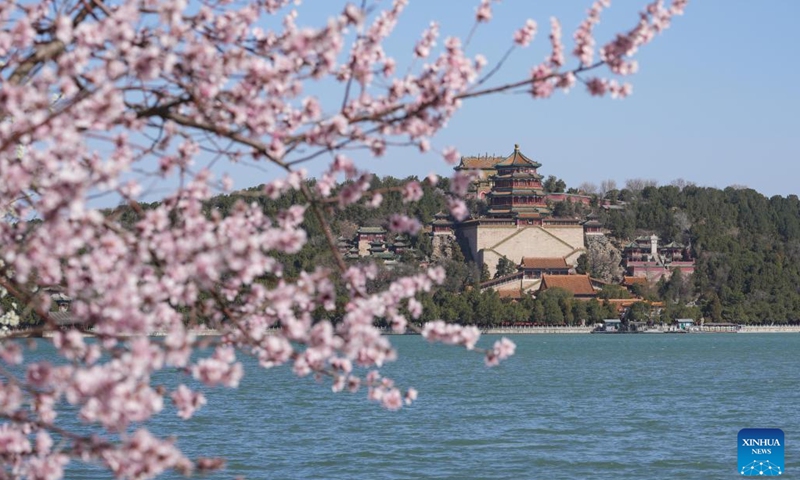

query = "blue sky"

[{"left": 240, "top": 0, "right": 799, "bottom": 198}]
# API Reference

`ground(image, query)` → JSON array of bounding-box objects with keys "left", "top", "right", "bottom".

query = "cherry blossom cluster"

[{"left": 0, "top": 0, "right": 685, "bottom": 477}]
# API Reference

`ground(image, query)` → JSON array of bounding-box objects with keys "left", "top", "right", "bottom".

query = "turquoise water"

[{"left": 31, "top": 334, "right": 800, "bottom": 478}]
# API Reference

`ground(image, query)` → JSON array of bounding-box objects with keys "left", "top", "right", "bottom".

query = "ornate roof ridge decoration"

[
  {"left": 456, "top": 144, "right": 542, "bottom": 170},
  {"left": 496, "top": 144, "right": 542, "bottom": 169},
  {"left": 456, "top": 155, "right": 505, "bottom": 170}
]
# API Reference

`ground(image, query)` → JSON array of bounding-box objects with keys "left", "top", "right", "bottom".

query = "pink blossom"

[
  {"left": 0, "top": 342, "right": 23, "bottom": 365},
  {"left": 24, "top": 453, "right": 69, "bottom": 480},
  {"left": 0, "top": 382, "right": 23, "bottom": 414},
  {"left": 414, "top": 22, "right": 439, "bottom": 58},
  {"left": 608, "top": 80, "right": 633, "bottom": 99},
  {"left": 475, "top": 0, "right": 493, "bottom": 22},
  {"left": 401, "top": 181, "right": 424, "bottom": 203},
  {"left": 192, "top": 349, "right": 243, "bottom": 388},
  {"left": 485, "top": 337, "right": 517, "bottom": 366},
  {"left": 408, "top": 298, "right": 423, "bottom": 319},
  {"left": 548, "top": 18, "right": 565, "bottom": 68},
  {"left": 347, "top": 376, "right": 361, "bottom": 393},
  {"left": 381, "top": 387, "right": 403, "bottom": 410},
  {"left": 404, "top": 387, "right": 418, "bottom": 405},
  {"left": 54, "top": 15, "right": 73, "bottom": 43},
  {"left": 586, "top": 77, "right": 609, "bottom": 96},
  {"left": 421, "top": 321, "right": 481, "bottom": 350},
  {"left": 513, "top": 19, "right": 538, "bottom": 47},
  {"left": 102, "top": 429, "right": 191, "bottom": 479},
  {"left": 572, "top": 0, "right": 607, "bottom": 66},
  {"left": 26, "top": 362, "right": 53, "bottom": 388},
  {"left": 442, "top": 146, "right": 460, "bottom": 165},
  {"left": 447, "top": 198, "right": 469, "bottom": 221},
  {"left": 450, "top": 171, "right": 474, "bottom": 197},
  {"left": 389, "top": 214, "right": 422, "bottom": 235},
  {"left": 556, "top": 72, "right": 577, "bottom": 92},
  {"left": 171, "top": 385, "right": 207, "bottom": 420},
  {"left": 36, "top": 431, "right": 54, "bottom": 454},
  {"left": 530, "top": 63, "right": 555, "bottom": 98},
  {"left": 368, "top": 192, "right": 384, "bottom": 208},
  {"left": 0, "top": 424, "right": 31, "bottom": 454},
  {"left": 0, "top": 0, "right": 686, "bottom": 472},
  {"left": 427, "top": 266, "right": 447, "bottom": 285}
]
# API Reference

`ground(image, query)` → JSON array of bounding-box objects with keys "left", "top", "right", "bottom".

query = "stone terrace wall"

[{"left": 473, "top": 225, "right": 585, "bottom": 277}]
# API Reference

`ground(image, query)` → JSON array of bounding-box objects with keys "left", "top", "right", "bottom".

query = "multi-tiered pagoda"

[
  {"left": 486, "top": 144, "right": 551, "bottom": 223},
  {"left": 456, "top": 144, "right": 586, "bottom": 278}
]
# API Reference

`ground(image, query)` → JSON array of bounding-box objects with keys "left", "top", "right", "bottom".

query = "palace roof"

[
  {"left": 520, "top": 257, "right": 569, "bottom": 270},
  {"left": 497, "top": 289, "right": 524, "bottom": 300},
  {"left": 456, "top": 155, "right": 505, "bottom": 170},
  {"left": 357, "top": 226, "right": 386, "bottom": 234},
  {"left": 455, "top": 144, "right": 542, "bottom": 171},
  {"left": 540, "top": 274, "right": 596, "bottom": 297},
  {"left": 496, "top": 144, "right": 542, "bottom": 169},
  {"left": 623, "top": 276, "right": 648, "bottom": 286}
]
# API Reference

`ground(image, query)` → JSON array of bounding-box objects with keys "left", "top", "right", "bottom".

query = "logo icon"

[{"left": 738, "top": 428, "right": 784, "bottom": 476}]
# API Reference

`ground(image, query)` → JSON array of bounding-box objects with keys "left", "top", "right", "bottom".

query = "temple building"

[
  {"left": 455, "top": 144, "right": 593, "bottom": 206},
  {"left": 356, "top": 226, "right": 387, "bottom": 256},
  {"left": 485, "top": 144, "right": 551, "bottom": 222},
  {"left": 430, "top": 211, "right": 455, "bottom": 236},
  {"left": 457, "top": 144, "right": 586, "bottom": 278},
  {"left": 337, "top": 227, "right": 418, "bottom": 267},
  {"left": 581, "top": 213, "right": 604, "bottom": 236},
  {"left": 519, "top": 257, "right": 571, "bottom": 279},
  {"left": 454, "top": 154, "right": 506, "bottom": 199},
  {"left": 336, "top": 236, "right": 360, "bottom": 261},
  {"left": 623, "top": 234, "right": 695, "bottom": 282}
]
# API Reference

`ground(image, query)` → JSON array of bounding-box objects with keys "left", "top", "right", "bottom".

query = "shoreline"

[{"left": 6, "top": 325, "right": 800, "bottom": 340}]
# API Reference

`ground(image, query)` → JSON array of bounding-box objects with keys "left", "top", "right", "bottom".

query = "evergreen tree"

[{"left": 494, "top": 257, "right": 517, "bottom": 278}]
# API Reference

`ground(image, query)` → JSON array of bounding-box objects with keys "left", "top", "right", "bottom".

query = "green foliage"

[
  {"left": 613, "top": 185, "right": 800, "bottom": 323},
  {"left": 104, "top": 175, "right": 800, "bottom": 325},
  {"left": 494, "top": 256, "right": 517, "bottom": 278},
  {"left": 625, "top": 301, "right": 652, "bottom": 322},
  {"left": 575, "top": 253, "right": 588, "bottom": 275},
  {"left": 480, "top": 262, "right": 490, "bottom": 282},
  {"left": 598, "top": 285, "right": 631, "bottom": 300},
  {"left": 552, "top": 200, "right": 575, "bottom": 217},
  {"left": 543, "top": 175, "right": 567, "bottom": 193}
]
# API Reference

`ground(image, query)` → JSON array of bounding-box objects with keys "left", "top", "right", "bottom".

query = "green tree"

[
  {"left": 494, "top": 257, "right": 517, "bottom": 278},
  {"left": 572, "top": 301, "right": 588, "bottom": 325},
  {"left": 598, "top": 285, "right": 631, "bottom": 299},
  {"left": 575, "top": 253, "right": 588, "bottom": 275},
  {"left": 544, "top": 175, "right": 567, "bottom": 193},
  {"left": 480, "top": 263, "right": 491, "bottom": 282}
]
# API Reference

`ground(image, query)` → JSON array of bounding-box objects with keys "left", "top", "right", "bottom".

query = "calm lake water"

[{"left": 30, "top": 334, "right": 800, "bottom": 479}]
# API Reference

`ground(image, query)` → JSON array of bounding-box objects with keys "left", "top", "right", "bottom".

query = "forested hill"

[
  {"left": 104, "top": 178, "right": 800, "bottom": 324},
  {"left": 602, "top": 185, "right": 800, "bottom": 323}
]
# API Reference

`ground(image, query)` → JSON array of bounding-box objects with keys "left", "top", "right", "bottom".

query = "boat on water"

[{"left": 590, "top": 319, "right": 667, "bottom": 334}]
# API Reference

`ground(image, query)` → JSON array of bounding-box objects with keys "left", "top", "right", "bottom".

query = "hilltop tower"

[
  {"left": 486, "top": 144, "right": 551, "bottom": 221},
  {"left": 456, "top": 144, "right": 585, "bottom": 278}
]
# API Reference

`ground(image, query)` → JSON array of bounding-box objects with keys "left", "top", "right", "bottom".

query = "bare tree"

[
  {"left": 669, "top": 178, "right": 695, "bottom": 190},
  {"left": 624, "top": 178, "right": 658, "bottom": 193},
  {"left": 600, "top": 179, "right": 618, "bottom": 198},
  {"left": 577, "top": 182, "right": 599, "bottom": 195}
]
